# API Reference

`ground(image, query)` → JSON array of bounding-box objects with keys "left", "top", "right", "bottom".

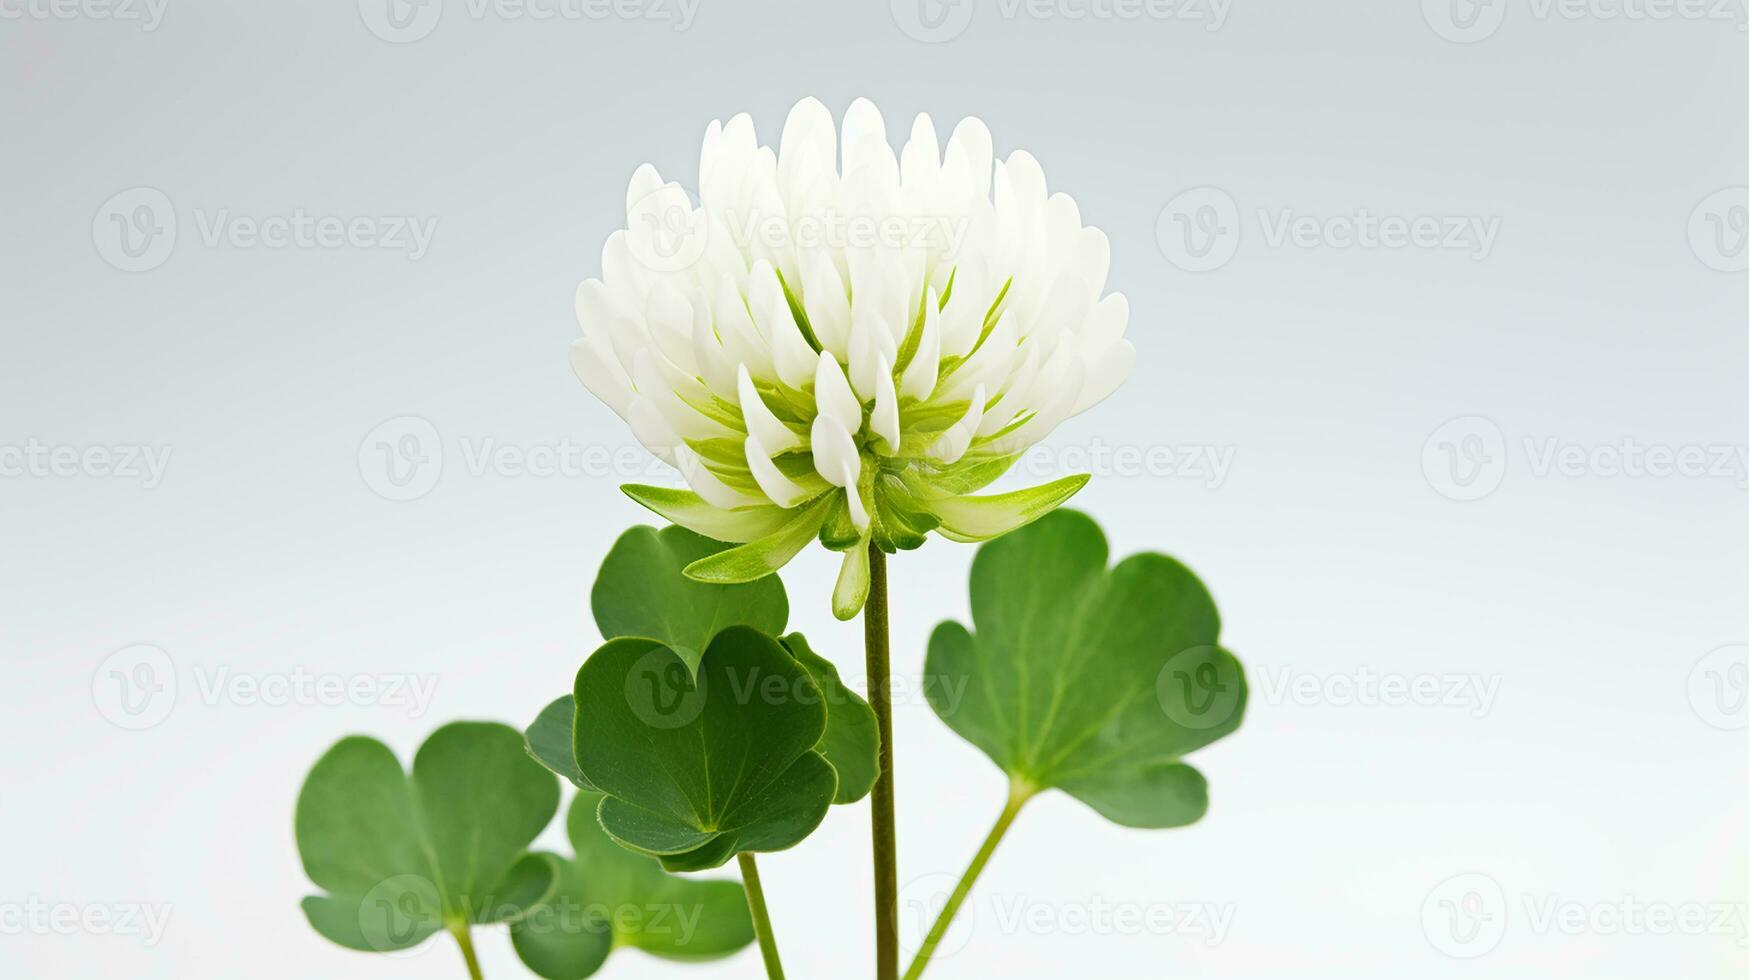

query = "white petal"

[
  {"left": 944, "top": 117, "right": 993, "bottom": 200},
  {"left": 899, "top": 290, "right": 942, "bottom": 400},
  {"left": 1072, "top": 340, "right": 1135, "bottom": 416},
  {"left": 812, "top": 416, "right": 867, "bottom": 531},
  {"left": 870, "top": 357, "right": 901, "bottom": 454},
  {"left": 848, "top": 304, "right": 897, "bottom": 402},
  {"left": 1080, "top": 292, "right": 1130, "bottom": 357},
  {"left": 691, "top": 292, "right": 739, "bottom": 401},
  {"left": 841, "top": 98, "right": 896, "bottom": 191},
  {"left": 900, "top": 113, "right": 941, "bottom": 197},
  {"left": 626, "top": 396, "right": 680, "bottom": 465},
  {"left": 714, "top": 273, "right": 774, "bottom": 381},
  {"left": 1071, "top": 227, "right": 1111, "bottom": 302},
  {"left": 569, "top": 336, "right": 635, "bottom": 422},
  {"left": 624, "top": 163, "right": 664, "bottom": 218},
  {"left": 737, "top": 364, "right": 803, "bottom": 454},
  {"left": 633, "top": 350, "right": 733, "bottom": 442},
  {"left": 801, "top": 251, "right": 852, "bottom": 357},
  {"left": 645, "top": 283, "right": 699, "bottom": 375},
  {"left": 779, "top": 97, "right": 837, "bottom": 194},
  {"left": 750, "top": 260, "right": 816, "bottom": 389},
  {"left": 810, "top": 415, "right": 861, "bottom": 488},
  {"left": 675, "top": 444, "right": 765, "bottom": 509},
  {"left": 744, "top": 431, "right": 811, "bottom": 508},
  {"left": 926, "top": 384, "right": 986, "bottom": 465},
  {"left": 813, "top": 352, "right": 863, "bottom": 430}
]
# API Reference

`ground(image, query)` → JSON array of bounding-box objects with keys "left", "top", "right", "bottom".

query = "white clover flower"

[{"left": 572, "top": 96, "right": 1134, "bottom": 618}]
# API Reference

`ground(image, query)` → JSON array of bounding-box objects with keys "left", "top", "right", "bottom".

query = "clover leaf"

[
  {"left": 572, "top": 627, "right": 839, "bottom": 871},
  {"left": 526, "top": 694, "right": 594, "bottom": 791},
  {"left": 295, "top": 722, "right": 561, "bottom": 966},
  {"left": 510, "top": 792, "right": 756, "bottom": 979},
  {"left": 781, "top": 632, "right": 879, "bottom": 804},
  {"left": 925, "top": 509, "right": 1247, "bottom": 827},
  {"left": 592, "top": 524, "right": 788, "bottom": 675},
  {"left": 527, "top": 524, "right": 878, "bottom": 806}
]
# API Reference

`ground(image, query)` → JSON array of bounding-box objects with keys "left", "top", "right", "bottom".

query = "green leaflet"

[
  {"left": 573, "top": 630, "right": 839, "bottom": 871},
  {"left": 781, "top": 632, "right": 879, "bottom": 804},
  {"left": 295, "top": 723, "right": 561, "bottom": 954},
  {"left": 593, "top": 524, "right": 790, "bottom": 675},
  {"left": 924, "top": 473, "right": 1091, "bottom": 543},
  {"left": 526, "top": 695, "right": 594, "bottom": 791},
  {"left": 525, "top": 524, "right": 876, "bottom": 807},
  {"left": 621, "top": 484, "right": 796, "bottom": 544},
  {"left": 924, "top": 510, "right": 1247, "bottom": 828},
  {"left": 683, "top": 494, "right": 835, "bottom": 584},
  {"left": 510, "top": 793, "right": 755, "bottom": 979}
]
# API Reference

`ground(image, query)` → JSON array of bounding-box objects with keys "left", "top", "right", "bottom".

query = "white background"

[{"left": 2, "top": 1, "right": 1746, "bottom": 977}]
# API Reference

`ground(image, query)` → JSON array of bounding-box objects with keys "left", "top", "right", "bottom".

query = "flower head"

[{"left": 572, "top": 97, "right": 1133, "bottom": 618}]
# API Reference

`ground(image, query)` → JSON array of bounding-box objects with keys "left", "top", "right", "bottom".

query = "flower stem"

[
  {"left": 902, "top": 778, "right": 1035, "bottom": 980},
  {"left": 865, "top": 547, "right": 899, "bottom": 980},
  {"left": 447, "top": 920, "right": 483, "bottom": 980},
  {"left": 738, "top": 852, "right": 786, "bottom": 980}
]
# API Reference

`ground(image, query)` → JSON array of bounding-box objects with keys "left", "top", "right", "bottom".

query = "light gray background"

[{"left": 3, "top": 1, "right": 1747, "bottom": 977}]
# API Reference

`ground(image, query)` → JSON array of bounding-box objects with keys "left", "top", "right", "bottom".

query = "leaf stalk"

[
  {"left": 865, "top": 547, "right": 900, "bottom": 980},
  {"left": 902, "top": 777, "right": 1035, "bottom": 980},
  {"left": 738, "top": 852, "right": 787, "bottom": 980}
]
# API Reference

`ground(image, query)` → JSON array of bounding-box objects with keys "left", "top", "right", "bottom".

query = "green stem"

[
  {"left": 902, "top": 779, "right": 1034, "bottom": 980},
  {"left": 865, "top": 547, "right": 899, "bottom": 980},
  {"left": 447, "top": 920, "right": 483, "bottom": 980},
  {"left": 738, "top": 852, "right": 786, "bottom": 980}
]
